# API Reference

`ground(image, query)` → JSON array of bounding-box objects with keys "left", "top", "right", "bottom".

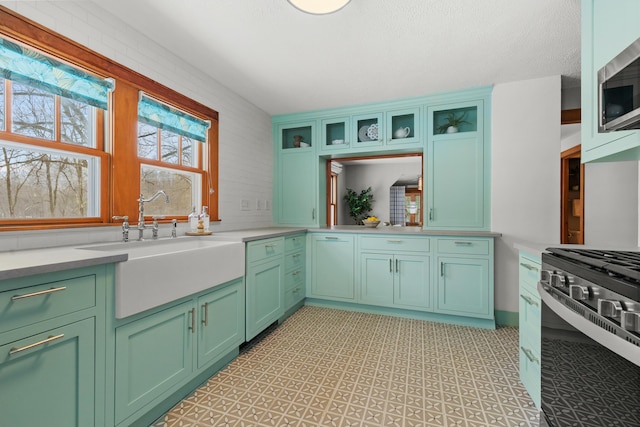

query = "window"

[
  {"left": 0, "top": 79, "right": 106, "bottom": 222},
  {"left": 0, "top": 8, "right": 219, "bottom": 229},
  {"left": 136, "top": 93, "right": 210, "bottom": 216}
]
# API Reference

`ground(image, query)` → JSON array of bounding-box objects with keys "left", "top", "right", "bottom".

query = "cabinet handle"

[
  {"left": 519, "top": 294, "right": 539, "bottom": 307},
  {"left": 389, "top": 258, "right": 393, "bottom": 273},
  {"left": 265, "top": 244, "right": 276, "bottom": 248},
  {"left": 454, "top": 241, "right": 473, "bottom": 246},
  {"left": 324, "top": 236, "right": 339, "bottom": 240},
  {"left": 440, "top": 262, "right": 444, "bottom": 277},
  {"left": 312, "top": 208, "right": 315, "bottom": 220},
  {"left": 189, "top": 308, "right": 196, "bottom": 333},
  {"left": 12, "top": 286, "right": 67, "bottom": 301},
  {"left": 293, "top": 253, "right": 300, "bottom": 259},
  {"left": 429, "top": 208, "right": 434, "bottom": 221},
  {"left": 386, "top": 239, "right": 402, "bottom": 243},
  {"left": 519, "top": 262, "right": 539, "bottom": 272},
  {"left": 395, "top": 259, "right": 399, "bottom": 273},
  {"left": 9, "top": 334, "right": 65, "bottom": 356},
  {"left": 520, "top": 346, "right": 540, "bottom": 364},
  {"left": 202, "top": 302, "right": 209, "bottom": 326}
]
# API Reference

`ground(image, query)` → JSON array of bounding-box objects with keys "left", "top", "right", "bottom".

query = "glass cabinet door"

[
  {"left": 431, "top": 103, "right": 479, "bottom": 136},
  {"left": 280, "top": 121, "right": 315, "bottom": 150},
  {"left": 386, "top": 107, "right": 420, "bottom": 145},
  {"left": 351, "top": 112, "right": 384, "bottom": 147},
  {"left": 321, "top": 117, "right": 350, "bottom": 151}
]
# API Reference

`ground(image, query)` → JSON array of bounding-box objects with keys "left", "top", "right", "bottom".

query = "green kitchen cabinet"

[
  {"left": 385, "top": 107, "right": 421, "bottom": 146},
  {"left": 284, "top": 234, "right": 306, "bottom": 311},
  {"left": 359, "top": 235, "right": 431, "bottom": 310},
  {"left": 113, "top": 278, "right": 244, "bottom": 426},
  {"left": 277, "top": 147, "right": 318, "bottom": 226},
  {"left": 581, "top": 0, "right": 640, "bottom": 162},
  {"left": 426, "top": 101, "right": 488, "bottom": 230},
  {"left": 114, "top": 300, "right": 194, "bottom": 425},
  {"left": 351, "top": 111, "right": 384, "bottom": 149},
  {"left": 321, "top": 116, "right": 351, "bottom": 152},
  {"left": 434, "top": 238, "right": 494, "bottom": 321},
  {"left": 246, "top": 237, "right": 285, "bottom": 340},
  {"left": 309, "top": 233, "right": 355, "bottom": 301},
  {"left": 518, "top": 251, "right": 541, "bottom": 408},
  {"left": 0, "top": 265, "right": 110, "bottom": 427}
]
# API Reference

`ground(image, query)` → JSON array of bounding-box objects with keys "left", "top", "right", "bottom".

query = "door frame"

[{"left": 560, "top": 144, "right": 584, "bottom": 244}]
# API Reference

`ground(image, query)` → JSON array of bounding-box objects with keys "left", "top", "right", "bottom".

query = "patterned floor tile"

[{"left": 151, "top": 306, "right": 538, "bottom": 427}]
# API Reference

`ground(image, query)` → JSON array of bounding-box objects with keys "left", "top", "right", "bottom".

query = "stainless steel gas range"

[{"left": 539, "top": 248, "right": 640, "bottom": 427}]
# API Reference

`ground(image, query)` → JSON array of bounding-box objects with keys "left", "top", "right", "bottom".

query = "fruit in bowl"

[{"left": 362, "top": 216, "right": 380, "bottom": 227}]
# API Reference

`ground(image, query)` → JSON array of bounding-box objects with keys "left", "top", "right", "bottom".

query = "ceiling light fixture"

[{"left": 287, "top": 0, "right": 351, "bottom": 15}]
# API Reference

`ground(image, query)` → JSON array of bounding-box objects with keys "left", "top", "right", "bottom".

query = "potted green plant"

[
  {"left": 344, "top": 187, "right": 374, "bottom": 225},
  {"left": 437, "top": 112, "right": 470, "bottom": 134}
]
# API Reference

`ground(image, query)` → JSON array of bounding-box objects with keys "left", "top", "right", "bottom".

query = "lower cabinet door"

[
  {"left": 197, "top": 280, "right": 245, "bottom": 368},
  {"left": 310, "top": 234, "right": 355, "bottom": 300},
  {"left": 0, "top": 318, "right": 96, "bottom": 427},
  {"left": 436, "top": 256, "right": 491, "bottom": 318},
  {"left": 394, "top": 254, "right": 431, "bottom": 310},
  {"left": 246, "top": 258, "right": 284, "bottom": 341},
  {"left": 360, "top": 253, "right": 394, "bottom": 306},
  {"left": 114, "top": 300, "right": 194, "bottom": 424}
]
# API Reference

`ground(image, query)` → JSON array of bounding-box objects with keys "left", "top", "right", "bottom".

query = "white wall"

[
  {"left": 0, "top": 1, "right": 274, "bottom": 250},
  {"left": 491, "top": 76, "right": 562, "bottom": 313}
]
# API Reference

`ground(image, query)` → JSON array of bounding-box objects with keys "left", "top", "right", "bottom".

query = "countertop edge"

[{"left": 0, "top": 251, "right": 127, "bottom": 281}]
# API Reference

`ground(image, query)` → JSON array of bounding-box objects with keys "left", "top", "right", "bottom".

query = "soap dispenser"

[
  {"left": 200, "top": 206, "right": 210, "bottom": 232},
  {"left": 188, "top": 206, "right": 198, "bottom": 232}
]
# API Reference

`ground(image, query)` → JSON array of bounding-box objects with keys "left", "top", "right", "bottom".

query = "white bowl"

[
  {"left": 332, "top": 139, "right": 344, "bottom": 145},
  {"left": 299, "top": 142, "right": 310, "bottom": 147}
]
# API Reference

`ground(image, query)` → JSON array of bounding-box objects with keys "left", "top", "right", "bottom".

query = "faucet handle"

[
  {"left": 113, "top": 215, "right": 129, "bottom": 225},
  {"left": 152, "top": 215, "right": 165, "bottom": 225}
]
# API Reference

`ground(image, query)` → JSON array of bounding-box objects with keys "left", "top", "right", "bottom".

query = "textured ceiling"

[{"left": 92, "top": 0, "right": 581, "bottom": 116}]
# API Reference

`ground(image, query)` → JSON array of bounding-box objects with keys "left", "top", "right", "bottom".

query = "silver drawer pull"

[
  {"left": 324, "top": 237, "right": 339, "bottom": 240},
  {"left": 454, "top": 241, "right": 473, "bottom": 245},
  {"left": 9, "top": 334, "right": 65, "bottom": 356},
  {"left": 12, "top": 286, "right": 67, "bottom": 301},
  {"left": 519, "top": 262, "right": 539, "bottom": 272},
  {"left": 520, "top": 346, "right": 539, "bottom": 364},
  {"left": 264, "top": 244, "right": 276, "bottom": 248},
  {"left": 386, "top": 239, "right": 402, "bottom": 243},
  {"left": 519, "top": 294, "right": 539, "bottom": 307}
]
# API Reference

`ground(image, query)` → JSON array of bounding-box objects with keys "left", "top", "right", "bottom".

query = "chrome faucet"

[
  {"left": 136, "top": 191, "right": 169, "bottom": 240},
  {"left": 112, "top": 215, "right": 130, "bottom": 242}
]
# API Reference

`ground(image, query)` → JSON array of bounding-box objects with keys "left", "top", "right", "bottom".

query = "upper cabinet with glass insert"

[
  {"left": 321, "top": 116, "right": 350, "bottom": 151},
  {"left": 280, "top": 121, "right": 314, "bottom": 151},
  {"left": 386, "top": 107, "right": 420, "bottom": 145},
  {"left": 431, "top": 104, "right": 478, "bottom": 136},
  {"left": 351, "top": 112, "right": 384, "bottom": 148}
]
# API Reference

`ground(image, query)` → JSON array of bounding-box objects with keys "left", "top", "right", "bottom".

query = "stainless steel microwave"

[{"left": 598, "top": 37, "right": 640, "bottom": 132}]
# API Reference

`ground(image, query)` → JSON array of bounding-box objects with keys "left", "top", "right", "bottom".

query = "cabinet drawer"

[
  {"left": 285, "top": 268, "right": 304, "bottom": 292},
  {"left": 285, "top": 251, "right": 305, "bottom": 271},
  {"left": 519, "top": 253, "right": 541, "bottom": 294},
  {"left": 0, "top": 275, "right": 96, "bottom": 335},
  {"left": 436, "top": 238, "right": 489, "bottom": 255},
  {"left": 285, "top": 234, "right": 305, "bottom": 252},
  {"left": 285, "top": 285, "right": 304, "bottom": 309},
  {"left": 247, "top": 237, "right": 284, "bottom": 264},
  {"left": 360, "top": 236, "right": 430, "bottom": 252}
]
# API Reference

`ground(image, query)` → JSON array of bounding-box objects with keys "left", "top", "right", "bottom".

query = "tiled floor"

[{"left": 151, "top": 306, "right": 539, "bottom": 427}]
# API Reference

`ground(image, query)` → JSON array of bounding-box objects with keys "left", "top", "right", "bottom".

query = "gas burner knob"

[
  {"left": 598, "top": 299, "right": 623, "bottom": 319},
  {"left": 621, "top": 311, "right": 640, "bottom": 333},
  {"left": 569, "top": 284, "right": 589, "bottom": 301},
  {"left": 550, "top": 274, "right": 566, "bottom": 288}
]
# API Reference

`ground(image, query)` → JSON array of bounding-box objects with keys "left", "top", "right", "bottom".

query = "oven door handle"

[{"left": 538, "top": 282, "right": 640, "bottom": 367}]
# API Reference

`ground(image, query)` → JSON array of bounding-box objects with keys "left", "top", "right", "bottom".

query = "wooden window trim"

[{"left": 0, "top": 6, "right": 220, "bottom": 229}]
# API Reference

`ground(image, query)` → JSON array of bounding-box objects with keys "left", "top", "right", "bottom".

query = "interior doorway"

[{"left": 561, "top": 144, "right": 584, "bottom": 244}]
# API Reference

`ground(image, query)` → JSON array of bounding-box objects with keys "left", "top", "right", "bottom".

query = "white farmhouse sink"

[{"left": 79, "top": 238, "right": 245, "bottom": 318}]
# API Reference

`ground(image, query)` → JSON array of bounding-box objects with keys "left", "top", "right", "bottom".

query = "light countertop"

[{"left": 0, "top": 246, "right": 127, "bottom": 281}]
